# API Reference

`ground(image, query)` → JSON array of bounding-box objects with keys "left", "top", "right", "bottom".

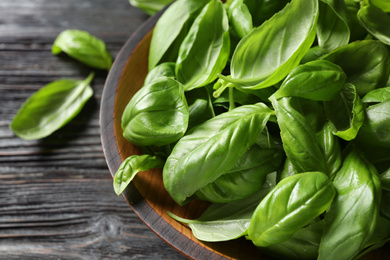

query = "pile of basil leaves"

[{"left": 114, "top": 0, "right": 390, "bottom": 259}]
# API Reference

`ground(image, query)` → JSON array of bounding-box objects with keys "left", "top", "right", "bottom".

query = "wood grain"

[{"left": 0, "top": 0, "right": 186, "bottom": 259}]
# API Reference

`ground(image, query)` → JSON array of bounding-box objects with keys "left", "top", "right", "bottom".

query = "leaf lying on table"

[
  {"left": 52, "top": 29, "right": 112, "bottom": 70},
  {"left": 10, "top": 72, "right": 94, "bottom": 140}
]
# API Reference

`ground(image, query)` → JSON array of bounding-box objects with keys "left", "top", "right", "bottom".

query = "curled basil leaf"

[
  {"left": 274, "top": 60, "right": 346, "bottom": 101},
  {"left": 247, "top": 172, "right": 335, "bottom": 247},
  {"left": 323, "top": 83, "right": 364, "bottom": 141},
  {"left": 318, "top": 149, "right": 381, "bottom": 260},
  {"left": 121, "top": 77, "right": 189, "bottom": 147},
  {"left": 10, "top": 73, "right": 94, "bottom": 140},
  {"left": 163, "top": 103, "right": 273, "bottom": 205},
  {"left": 220, "top": 0, "right": 318, "bottom": 90},
  {"left": 52, "top": 30, "right": 112, "bottom": 70},
  {"left": 113, "top": 154, "right": 165, "bottom": 195},
  {"left": 176, "top": 0, "right": 230, "bottom": 90},
  {"left": 357, "top": 2, "right": 390, "bottom": 46},
  {"left": 362, "top": 86, "right": 390, "bottom": 103},
  {"left": 148, "top": 0, "right": 209, "bottom": 70}
]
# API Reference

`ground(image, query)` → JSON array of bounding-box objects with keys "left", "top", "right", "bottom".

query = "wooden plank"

[{"left": 0, "top": 0, "right": 186, "bottom": 259}]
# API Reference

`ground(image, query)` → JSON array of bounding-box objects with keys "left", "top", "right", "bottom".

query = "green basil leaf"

[
  {"left": 247, "top": 172, "right": 335, "bottom": 247},
  {"left": 323, "top": 84, "right": 364, "bottom": 141},
  {"left": 370, "top": 0, "right": 390, "bottom": 12},
  {"left": 129, "top": 0, "right": 173, "bottom": 16},
  {"left": 167, "top": 173, "right": 276, "bottom": 242},
  {"left": 357, "top": 2, "right": 390, "bottom": 46},
  {"left": 345, "top": 0, "right": 368, "bottom": 41},
  {"left": 228, "top": 0, "right": 253, "bottom": 39},
  {"left": 274, "top": 60, "right": 346, "bottom": 101},
  {"left": 362, "top": 86, "right": 390, "bottom": 104},
  {"left": 148, "top": 0, "right": 209, "bottom": 70},
  {"left": 10, "top": 73, "right": 94, "bottom": 140},
  {"left": 244, "top": 0, "right": 290, "bottom": 27},
  {"left": 263, "top": 220, "right": 325, "bottom": 260},
  {"left": 357, "top": 98, "right": 390, "bottom": 148},
  {"left": 144, "top": 62, "right": 176, "bottom": 85},
  {"left": 113, "top": 154, "right": 165, "bottom": 195},
  {"left": 52, "top": 30, "right": 112, "bottom": 70},
  {"left": 280, "top": 157, "right": 299, "bottom": 180},
  {"left": 176, "top": 0, "right": 230, "bottom": 90},
  {"left": 223, "top": 0, "right": 318, "bottom": 90},
  {"left": 270, "top": 96, "right": 329, "bottom": 174},
  {"left": 194, "top": 135, "right": 284, "bottom": 203},
  {"left": 321, "top": 40, "right": 390, "bottom": 96},
  {"left": 121, "top": 77, "right": 189, "bottom": 147},
  {"left": 316, "top": 123, "right": 342, "bottom": 179},
  {"left": 316, "top": 0, "right": 350, "bottom": 51},
  {"left": 318, "top": 149, "right": 381, "bottom": 260},
  {"left": 163, "top": 103, "right": 273, "bottom": 205},
  {"left": 186, "top": 86, "right": 215, "bottom": 130},
  {"left": 379, "top": 167, "right": 390, "bottom": 192}
]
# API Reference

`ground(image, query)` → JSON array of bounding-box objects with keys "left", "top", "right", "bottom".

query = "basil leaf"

[
  {"left": 163, "top": 103, "right": 273, "bottom": 205},
  {"left": 176, "top": 0, "right": 230, "bottom": 90},
  {"left": 129, "top": 0, "right": 173, "bottom": 16},
  {"left": 280, "top": 157, "right": 299, "bottom": 180},
  {"left": 223, "top": 0, "right": 318, "bottom": 90},
  {"left": 194, "top": 135, "right": 284, "bottom": 203},
  {"left": 144, "top": 62, "right": 176, "bottom": 85},
  {"left": 186, "top": 86, "right": 215, "bottom": 130},
  {"left": 247, "top": 172, "right": 335, "bottom": 247},
  {"left": 121, "top": 77, "right": 189, "bottom": 147},
  {"left": 113, "top": 154, "right": 165, "bottom": 195},
  {"left": 379, "top": 167, "right": 390, "bottom": 192},
  {"left": 345, "top": 0, "right": 368, "bottom": 41},
  {"left": 228, "top": 0, "right": 253, "bottom": 39},
  {"left": 362, "top": 86, "right": 390, "bottom": 104},
  {"left": 168, "top": 173, "right": 276, "bottom": 242},
  {"left": 317, "top": 0, "right": 350, "bottom": 52},
  {"left": 148, "top": 0, "right": 209, "bottom": 70},
  {"left": 357, "top": 98, "right": 390, "bottom": 148},
  {"left": 10, "top": 73, "right": 94, "bottom": 140},
  {"left": 323, "top": 84, "right": 364, "bottom": 141},
  {"left": 318, "top": 149, "right": 381, "bottom": 260},
  {"left": 270, "top": 96, "right": 329, "bottom": 174},
  {"left": 321, "top": 40, "right": 390, "bottom": 96},
  {"left": 370, "top": 0, "right": 390, "bottom": 12},
  {"left": 52, "top": 30, "right": 112, "bottom": 70},
  {"left": 274, "top": 60, "right": 346, "bottom": 101},
  {"left": 263, "top": 220, "right": 325, "bottom": 260},
  {"left": 244, "top": 0, "right": 289, "bottom": 27},
  {"left": 358, "top": 2, "right": 390, "bottom": 46}
]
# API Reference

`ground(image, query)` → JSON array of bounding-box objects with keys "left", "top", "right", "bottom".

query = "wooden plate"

[{"left": 100, "top": 9, "right": 390, "bottom": 260}]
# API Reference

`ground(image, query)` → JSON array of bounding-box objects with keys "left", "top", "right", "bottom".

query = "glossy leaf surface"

[
  {"left": 144, "top": 62, "right": 176, "bottom": 85},
  {"left": 129, "top": 0, "right": 173, "bottom": 15},
  {"left": 52, "top": 30, "right": 112, "bottom": 70},
  {"left": 358, "top": 2, "right": 390, "bottom": 46},
  {"left": 226, "top": 0, "right": 318, "bottom": 89},
  {"left": 163, "top": 103, "right": 273, "bottom": 205},
  {"left": 10, "top": 73, "right": 94, "bottom": 140},
  {"left": 274, "top": 60, "right": 346, "bottom": 101},
  {"left": 121, "top": 77, "right": 189, "bottom": 147},
  {"left": 228, "top": 0, "right": 253, "bottom": 39},
  {"left": 148, "top": 0, "right": 209, "bottom": 70},
  {"left": 318, "top": 150, "right": 381, "bottom": 260},
  {"left": 321, "top": 40, "right": 390, "bottom": 96},
  {"left": 176, "top": 0, "right": 230, "bottom": 90},
  {"left": 247, "top": 172, "right": 335, "bottom": 247}
]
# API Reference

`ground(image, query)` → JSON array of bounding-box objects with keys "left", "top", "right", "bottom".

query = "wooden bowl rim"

[{"left": 99, "top": 10, "right": 232, "bottom": 260}]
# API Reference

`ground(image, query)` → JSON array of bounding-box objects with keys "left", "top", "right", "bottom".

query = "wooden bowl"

[{"left": 100, "top": 10, "right": 390, "bottom": 260}]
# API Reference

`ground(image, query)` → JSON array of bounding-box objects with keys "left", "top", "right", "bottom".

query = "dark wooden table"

[{"left": 0, "top": 0, "right": 186, "bottom": 259}]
